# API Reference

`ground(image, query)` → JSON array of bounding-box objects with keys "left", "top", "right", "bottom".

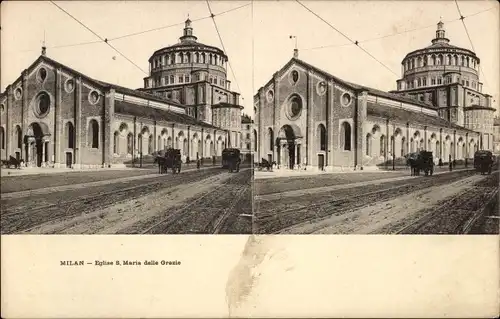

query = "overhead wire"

[
  {"left": 107, "top": 2, "right": 251, "bottom": 42},
  {"left": 12, "top": 2, "right": 251, "bottom": 53},
  {"left": 50, "top": 1, "right": 149, "bottom": 75},
  {"left": 454, "top": 0, "right": 490, "bottom": 91},
  {"left": 205, "top": 0, "right": 243, "bottom": 96},
  {"left": 303, "top": 5, "right": 496, "bottom": 51},
  {"left": 295, "top": 0, "right": 399, "bottom": 77}
]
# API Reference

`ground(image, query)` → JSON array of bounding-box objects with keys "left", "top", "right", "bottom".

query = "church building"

[
  {"left": 0, "top": 20, "right": 244, "bottom": 169},
  {"left": 255, "top": 21, "right": 495, "bottom": 170}
]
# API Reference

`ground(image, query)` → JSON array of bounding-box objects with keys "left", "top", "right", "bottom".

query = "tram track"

[
  {"left": 255, "top": 170, "right": 478, "bottom": 234},
  {"left": 1, "top": 169, "right": 227, "bottom": 234},
  {"left": 394, "top": 173, "right": 499, "bottom": 235},
  {"left": 139, "top": 170, "right": 251, "bottom": 234}
]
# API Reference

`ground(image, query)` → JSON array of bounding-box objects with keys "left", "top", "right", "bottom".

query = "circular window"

[
  {"left": 317, "top": 81, "right": 327, "bottom": 95},
  {"left": 14, "top": 88, "right": 22, "bottom": 100},
  {"left": 34, "top": 92, "right": 51, "bottom": 118},
  {"left": 287, "top": 95, "right": 302, "bottom": 120},
  {"left": 89, "top": 91, "right": 100, "bottom": 104},
  {"left": 341, "top": 93, "right": 351, "bottom": 106},
  {"left": 266, "top": 90, "right": 274, "bottom": 102},
  {"left": 290, "top": 70, "right": 299, "bottom": 84},
  {"left": 65, "top": 79, "right": 75, "bottom": 93}
]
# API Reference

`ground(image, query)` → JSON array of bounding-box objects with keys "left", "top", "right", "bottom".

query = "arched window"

[
  {"left": 268, "top": 128, "right": 274, "bottom": 151},
  {"left": 148, "top": 135, "right": 153, "bottom": 154},
  {"left": 318, "top": 124, "right": 326, "bottom": 151},
  {"left": 0, "top": 126, "right": 4, "bottom": 150},
  {"left": 380, "top": 135, "right": 385, "bottom": 156},
  {"left": 114, "top": 131, "right": 119, "bottom": 154},
  {"left": 66, "top": 122, "right": 74, "bottom": 149},
  {"left": 16, "top": 125, "right": 22, "bottom": 149},
  {"left": 127, "top": 133, "right": 133, "bottom": 155},
  {"left": 341, "top": 122, "right": 352, "bottom": 151},
  {"left": 88, "top": 119, "right": 99, "bottom": 148},
  {"left": 366, "top": 133, "right": 371, "bottom": 156}
]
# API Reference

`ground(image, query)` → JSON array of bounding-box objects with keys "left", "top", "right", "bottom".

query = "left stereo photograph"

[{"left": 0, "top": 1, "right": 255, "bottom": 235}]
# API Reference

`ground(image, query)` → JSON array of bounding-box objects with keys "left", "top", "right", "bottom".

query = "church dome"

[
  {"left": 145, "top": 19, "right": 229, "bottom": 89},
  {"left": 396, "top": 20, "right": 482, "bottom": 92}
]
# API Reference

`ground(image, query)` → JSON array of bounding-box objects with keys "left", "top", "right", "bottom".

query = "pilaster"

[
  {"left": 306, "top": 70, "right": 313, "bottom": 167},
  {"left": 103, "top": 88, "right": 115, "bottom": 167},
  {"left": 54, "top": 68, "right": 62, "bottom": 167},
  {"left": 327, "top": 80, "right": 334, "bottom": 167},
  {"left": 74, "top": 76, "right": 82, "bottom": 168},
  {"left": 355, "top": 90, "right": 368, "bottom": 169}
]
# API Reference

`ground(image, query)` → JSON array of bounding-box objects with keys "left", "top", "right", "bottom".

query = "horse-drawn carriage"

[
  {"left": 222, "top": 148, "right": 241, "bottom": 173},
  {"left": 406, "top": 151, "right": 434, "bottom": 176},
  {"left": 1, "top": 156, "right": 22, "bottom": 169},
  {"left": 257, "top": 158, "right": 273, "bottom": 171},
  {"left": 155, "top": 148, "right": 182, "bottom": 174},
  {"left": 473, "top": 150, "right": 494, "bottom": 175}
]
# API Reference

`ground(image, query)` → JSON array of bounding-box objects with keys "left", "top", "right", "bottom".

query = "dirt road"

[{"left": 1, "top": 167, "right": 252, "bottom": 234}]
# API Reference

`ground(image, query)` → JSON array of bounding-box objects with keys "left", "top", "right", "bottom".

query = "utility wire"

[
  {"left": 14, "top": 2, "right": 251, "bottom": 54},
  {"left": 50, "top": 1, "right": 149, "bottom": 75},
  {"left": 295, "top": 0, "right": 399, "bottom": 77},
  {"left": 454, "top": 0, "right": 490, "bottom": 90},
  {"left": 108, "top": 2, "right": 251, "bottom": 41},
  {"left": 303, "top": 5, "right": 496, "bottom": 51},
  {"left": 206, "top": 0, "right": 243, "bottom": 95}
]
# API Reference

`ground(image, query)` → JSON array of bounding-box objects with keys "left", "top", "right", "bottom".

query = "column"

[
  {"left": 294, "top": 143, "right": 298, "bottom": 169},
  {"left": 41, "top": 141, "right": 46, "bottom": 166},
  {"left": 424, "top": 126, "right": 428, "bottom": 151}
]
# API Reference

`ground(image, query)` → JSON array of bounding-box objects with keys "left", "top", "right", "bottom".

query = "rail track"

[
  {"left": 1, "top": 169, "right": 224, "bottom": 234},
  {"left": 394, "top": 172, "right": 499, "bottom": 234},
  {"left": 256, "top": 169, "right": 483, "bottom": 234},
  {"left": 140, "top": 169, "right": 251, "bottom": 234}
]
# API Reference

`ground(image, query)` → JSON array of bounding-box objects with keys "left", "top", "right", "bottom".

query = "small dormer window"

[
  {"left": 179, "top": 75, "right": 183, "bottom": 83},
  {"left": 185, "top": 75, "right": 190, "bottom": 83}
]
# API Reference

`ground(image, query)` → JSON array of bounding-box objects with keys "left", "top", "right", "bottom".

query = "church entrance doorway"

[
  {"left": 26, "top": 122, "right": 51, "bottom": 167},
  {"left": 277, "top": 124, "right": 303, "bottom": 170}
]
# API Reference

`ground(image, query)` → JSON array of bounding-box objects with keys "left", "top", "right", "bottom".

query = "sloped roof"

[
  {"left": 257, "top": 57, "right": 435, "bottom": 110},
  {"left": 3, "top": 55, "right": 186, "bottom": 109},
  {"left": 367, "top": 102, "right": 476, "bottom": 133},
  {"left": 114, "top": 100, "right": 221, "bottom": 130}
]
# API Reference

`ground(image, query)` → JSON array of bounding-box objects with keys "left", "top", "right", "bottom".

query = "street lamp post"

[{"left": 392, "top": 123, "right": 396, "bottom": 170}]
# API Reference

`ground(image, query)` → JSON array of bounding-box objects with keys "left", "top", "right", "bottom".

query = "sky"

[{"left": 1, "top": 0, "right": 499, "bottom": 117}]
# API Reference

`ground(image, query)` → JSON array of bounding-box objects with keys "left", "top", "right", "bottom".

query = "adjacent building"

[{"left": 255, "top": 21, "right": 493, "bottom": 170}]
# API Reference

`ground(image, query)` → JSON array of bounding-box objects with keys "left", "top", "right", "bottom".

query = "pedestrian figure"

[
  {"left": 212, "top": 155, "right": 216, "bottom": 166},
  {"left": 197, "top": 159, "right": 200, "bottom": 170},
  {"left": 448, "top": 154, "right": 453, "bottom": 171}
]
